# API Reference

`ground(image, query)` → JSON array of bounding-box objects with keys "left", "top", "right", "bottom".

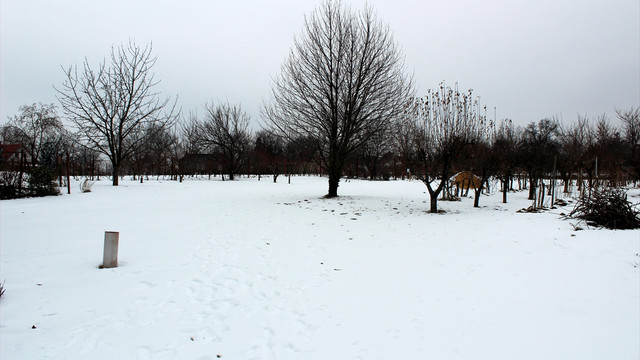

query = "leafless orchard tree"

[
  {"left": 616, "top": 107, "right": 640, "bottom": 181},
  {"left": 262, "top": 0, "right": 414, "bottom": 197},
  {"left": 558, "top": 116, "right": 597, "bottom": 194},
  {"left": 179, "top": 111, "right": 205, "bottom": 156},
  {"left": 56, "top": 41, "right": 178, "bottom": 186},
  {"left": 197, "top": 101, "right": 252, "bottom": 180},
  {"left": 520, "top": 118, "right": 560, "bottom": 200},
  {"left": 358, "top": 126, "right": 394, "bottom": 180},
  {"left": 129, "top": 123, "right": 179, "bottom": 181},
  {"left": 406, "top": 83, "right": 484, "bottom": 213},
  {"left": 254, "top": 129, "right": 285, "bottom": 182},
  {"left": 392, "top": 108, "right": 418, "bottom": 178},
  {"left": 467, "top": 118, "right": 495, "bottom": 208},
  {"left": 493, "top": 119, "right": 521, "bottom": 203}
]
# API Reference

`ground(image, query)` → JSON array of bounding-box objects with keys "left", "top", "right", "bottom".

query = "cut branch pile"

[{"left": 568, "top": 188, "right": 640, "bottom": 229}]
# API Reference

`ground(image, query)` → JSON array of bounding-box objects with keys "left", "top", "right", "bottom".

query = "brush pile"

[{"left": 569, "top": 188, "right": 640, "bottom": 229}]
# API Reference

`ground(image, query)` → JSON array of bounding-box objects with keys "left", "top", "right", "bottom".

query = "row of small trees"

[{"left": 400, "top": 102, "right": 640, "bottom": 212}]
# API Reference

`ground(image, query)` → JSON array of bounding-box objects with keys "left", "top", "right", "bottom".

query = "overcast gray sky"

[{"left": 1, "top": 0, "right": 638, "bottom": 129}]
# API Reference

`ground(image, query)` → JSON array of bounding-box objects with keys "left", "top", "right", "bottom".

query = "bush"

[
  {"left": 79, "top": 178, "right": 94, "bottom": 193},
  {"left": 0, "top": 171, "right": 25, "bottom": 199},
  {"left": 569, "top": 188, "right": 640, "bottom": 229},
  {"left": 27, "top": 166, "right": 60, "bottom": 197}
]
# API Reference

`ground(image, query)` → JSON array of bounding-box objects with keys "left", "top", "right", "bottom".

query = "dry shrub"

[{"left": 79, "top": 178, "right": 94, "bottom": 193}]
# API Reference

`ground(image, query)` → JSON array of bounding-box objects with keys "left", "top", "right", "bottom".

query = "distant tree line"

[{"left": 2, "top": 97, "right": 638, "bottom": 201}]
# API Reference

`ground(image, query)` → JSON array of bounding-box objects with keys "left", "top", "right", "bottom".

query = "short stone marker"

[{"left": 101, "top": 231, "right": 119, "bottom": 268}]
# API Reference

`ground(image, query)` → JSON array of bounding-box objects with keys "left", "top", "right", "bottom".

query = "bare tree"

[
  {"left": 406, "top": 83, "right": 484, "bottom": 213},
  {"left": 176, "top": 111, "right": 211, "bottom": 179},
  {"left": 591, "top": 115, "right": 624, "bottom": 187},
  {"left": 179, "top": 111, "right": 205, "bottom": 156},
  {"left": 392, "top": 110, "right": 418, "bottom": 180},
  {"left": 56, "top": 41, "right": 178, "bottom": 186},
  {"left": 359, "top": 126, "right": 394, "bottom": 180},
  {"left": 617, "top": 107, "right": 640, "bottom": 182},
  {"left": 558, "top": 116, "right": 592, "bottom": 194},
  {"left": 492, "top": 119, "right": 521, "bottom": 203},
  {"left": 198, "top": 101, "right": 252, "bottom": 180},
  {"left": 128, "top": 123, "right": 178, "bottom": 181},
  {"left": 283, "top": 135, "right": 318, "bottom": 175},
  {"left": 254, "top": 129, "right": 285, "bottom": 182},
  {"left": 262, "top": 0, "right": 413, "bottom": 197},
  {"left": 520, "top": 118, "right": 560, "bottom": 200},
  {"left": 2, "top": 103, "right": 65, "bottom": 167},
  {"left": 467, "top": 120, "right": 496, "bottom": 208}
]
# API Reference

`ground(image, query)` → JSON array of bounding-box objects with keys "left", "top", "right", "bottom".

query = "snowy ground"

[{"left": 1, "top": 176, "right": 638, "bottom": 359}]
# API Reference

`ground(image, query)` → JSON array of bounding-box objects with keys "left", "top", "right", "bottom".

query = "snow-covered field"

[{"left": 1, "top": 176, "right": 638, "bottom": 359}]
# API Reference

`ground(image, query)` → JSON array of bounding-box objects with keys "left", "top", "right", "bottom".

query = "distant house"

[{"left": 0, "top": 144, "right": 29, "bottom": 169}]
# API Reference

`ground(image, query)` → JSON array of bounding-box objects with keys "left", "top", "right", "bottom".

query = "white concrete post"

[{"left": 102, "top": 231, "right": 119, "bottom": 268}]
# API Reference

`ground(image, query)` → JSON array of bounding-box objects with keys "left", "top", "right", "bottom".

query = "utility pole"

[{"left": 66, "top": 151, "right": 71, "bottom": 194}]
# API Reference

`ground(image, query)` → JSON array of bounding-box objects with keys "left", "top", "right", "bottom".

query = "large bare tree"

[
  {"left": 262, "top": 0, "right": 413, "bottom": 197},
  {"left": 56, "top": 41, "right": 178, "bottom": 185}
]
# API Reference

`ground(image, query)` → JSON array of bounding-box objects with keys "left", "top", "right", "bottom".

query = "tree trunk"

[
  {"left": 355, "top": 159, "right": 359, "bottom": 179},
  {"left": 429, "top": 193, "right": 438, "bottom": 213},
  {"left": 528, "top": 176, "right": 536, "bottom": 200},
  {"left": 474, "top": 170, "right": 489, "bottom": 208},
  {"left": 474, "top": 188, "right": 481, "bottom": 208},
  {"left": 326, "top": 157, "right": 343, "bottom": 197},
  {"left": 423, "top": 180, "right": 440, "bottom": 213},
  {"left": 502, "top": 175, "right": 508, "bottom": 203},
  {"left": 112, "top": 164, "right": 120, "bottom": 186},
  {"left": 538, "top": 181, "right": 545, "bottom": 208},
  {"left": 57, "top": 154, "right": 63, "bottom": 187},
  {"left": 18, "top": 150, "right": 25, "bottom": 193},
  {"left": 327, "top": 176, "right": 340, "bottom": 197},
  {"left": 66, "top": 151, "right": 71, "bottom": 195}
]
